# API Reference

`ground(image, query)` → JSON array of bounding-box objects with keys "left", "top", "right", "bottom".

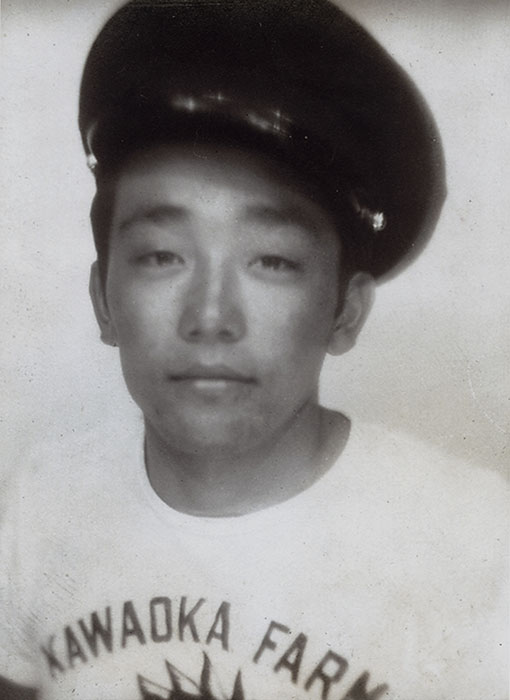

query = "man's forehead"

[{"left": 111, "top": 142, "right": 339, "bottom": 239}]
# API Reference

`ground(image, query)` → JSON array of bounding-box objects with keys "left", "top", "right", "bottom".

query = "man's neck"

[{"left": 144, "top": 404, "right": 349, "bottom": 517}]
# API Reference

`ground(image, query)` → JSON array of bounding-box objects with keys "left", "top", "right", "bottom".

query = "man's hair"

[{"left": 90, "top": 177, "right": 115, "bottom": 284}]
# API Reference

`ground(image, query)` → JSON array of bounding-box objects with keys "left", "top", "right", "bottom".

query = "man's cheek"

[
  {"left": 285, "top": 306, "right": 332, "bottom": 350},
  {"left": 114, "top": 312, "right": 167, "bottom": 352}
]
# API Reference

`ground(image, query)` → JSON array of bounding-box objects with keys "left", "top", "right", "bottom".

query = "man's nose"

[{"left": 177, "top": 260, "right": 246, "bottom": 343}]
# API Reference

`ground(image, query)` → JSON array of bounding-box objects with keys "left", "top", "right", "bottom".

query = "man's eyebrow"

[
  {"left": 118, "top": 205, "right": 187, "bottom": 233},
  {"left": 244, "top": 204, "right": 324, "bottom": 237}
]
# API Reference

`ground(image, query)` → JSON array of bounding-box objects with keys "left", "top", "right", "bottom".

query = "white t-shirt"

[{"left": 0, "top": 420, "right": 507, "bottom": 699}]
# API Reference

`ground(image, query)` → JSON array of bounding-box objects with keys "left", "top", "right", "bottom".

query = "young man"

[{"left": 0, "top": 1, "right": 507, "bottom": 698}]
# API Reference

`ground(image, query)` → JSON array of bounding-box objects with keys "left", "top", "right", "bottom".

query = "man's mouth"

[{"left": 168, "top": 364, "right": 256, "bottom": 391}]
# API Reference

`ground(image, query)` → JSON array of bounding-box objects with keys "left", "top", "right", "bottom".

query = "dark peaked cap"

[{"left": 79, "top": 0, "right": 446, "bottom": 280}]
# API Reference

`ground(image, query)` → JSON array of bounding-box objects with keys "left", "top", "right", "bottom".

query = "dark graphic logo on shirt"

[{"left": 138, "top": 652, "right": 245, "bottom": 699}]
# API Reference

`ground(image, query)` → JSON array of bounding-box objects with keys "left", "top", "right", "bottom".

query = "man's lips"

[
  {"left": 167, "top": 364, "right": 256, "bottom": 400},
  {"left": 169, "top": 364, "right": 255, "bottom": 383}
]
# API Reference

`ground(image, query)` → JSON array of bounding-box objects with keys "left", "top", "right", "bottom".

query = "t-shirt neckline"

[{"left": 134, "top": 420, "right": 356, "bottom": 536}]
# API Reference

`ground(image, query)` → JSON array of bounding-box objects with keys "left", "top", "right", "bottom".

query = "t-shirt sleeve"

[{"left": 0, "top": 468, "right": 40, "bottom": 688}]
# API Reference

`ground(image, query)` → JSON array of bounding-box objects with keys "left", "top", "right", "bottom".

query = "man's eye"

[
  {"left": 254, "top": 255, "right": 301, "bottom": 272},
  {"left": 136, "top": 251, "right": 184, "bottom": 267}
]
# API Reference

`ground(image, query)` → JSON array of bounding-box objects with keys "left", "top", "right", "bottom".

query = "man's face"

[{"left": 91, "top": 143, "right": 352, "bottom": 457}]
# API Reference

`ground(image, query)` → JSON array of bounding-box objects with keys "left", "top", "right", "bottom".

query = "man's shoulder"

[
  {"left": 341, "top": 420, "right": 508, "bottom": 571},
  {"left": 1, "top": 420, "right": 145, "bottom": 527},
  {"left": 348, "top": 420, "right": 507, "bottom": 508}
]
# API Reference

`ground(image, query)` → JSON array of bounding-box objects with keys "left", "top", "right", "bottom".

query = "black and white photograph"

[{"left": 1, "top": 1, "right": 508, "bottom": 698}]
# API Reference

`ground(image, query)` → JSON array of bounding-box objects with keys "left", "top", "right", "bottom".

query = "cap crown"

[{"left": 79, "top": 0, "right": 446, "bottom": 279}]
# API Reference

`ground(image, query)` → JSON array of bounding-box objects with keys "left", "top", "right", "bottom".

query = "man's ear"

[
  {"left": 328, "top": 272, "right": 375, "bottom": 356},
  {"left": 89, "top": 261, "right": 118, "bottom": 347}
]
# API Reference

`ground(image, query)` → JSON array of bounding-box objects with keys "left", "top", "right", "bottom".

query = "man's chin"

[{"left": 148, "top": 413, "right": 271, "bottom": 459}]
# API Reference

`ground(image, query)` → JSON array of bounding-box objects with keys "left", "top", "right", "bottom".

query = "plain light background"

[{"left": 1, "top": 0, "right": 509, "bottom": 486}]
